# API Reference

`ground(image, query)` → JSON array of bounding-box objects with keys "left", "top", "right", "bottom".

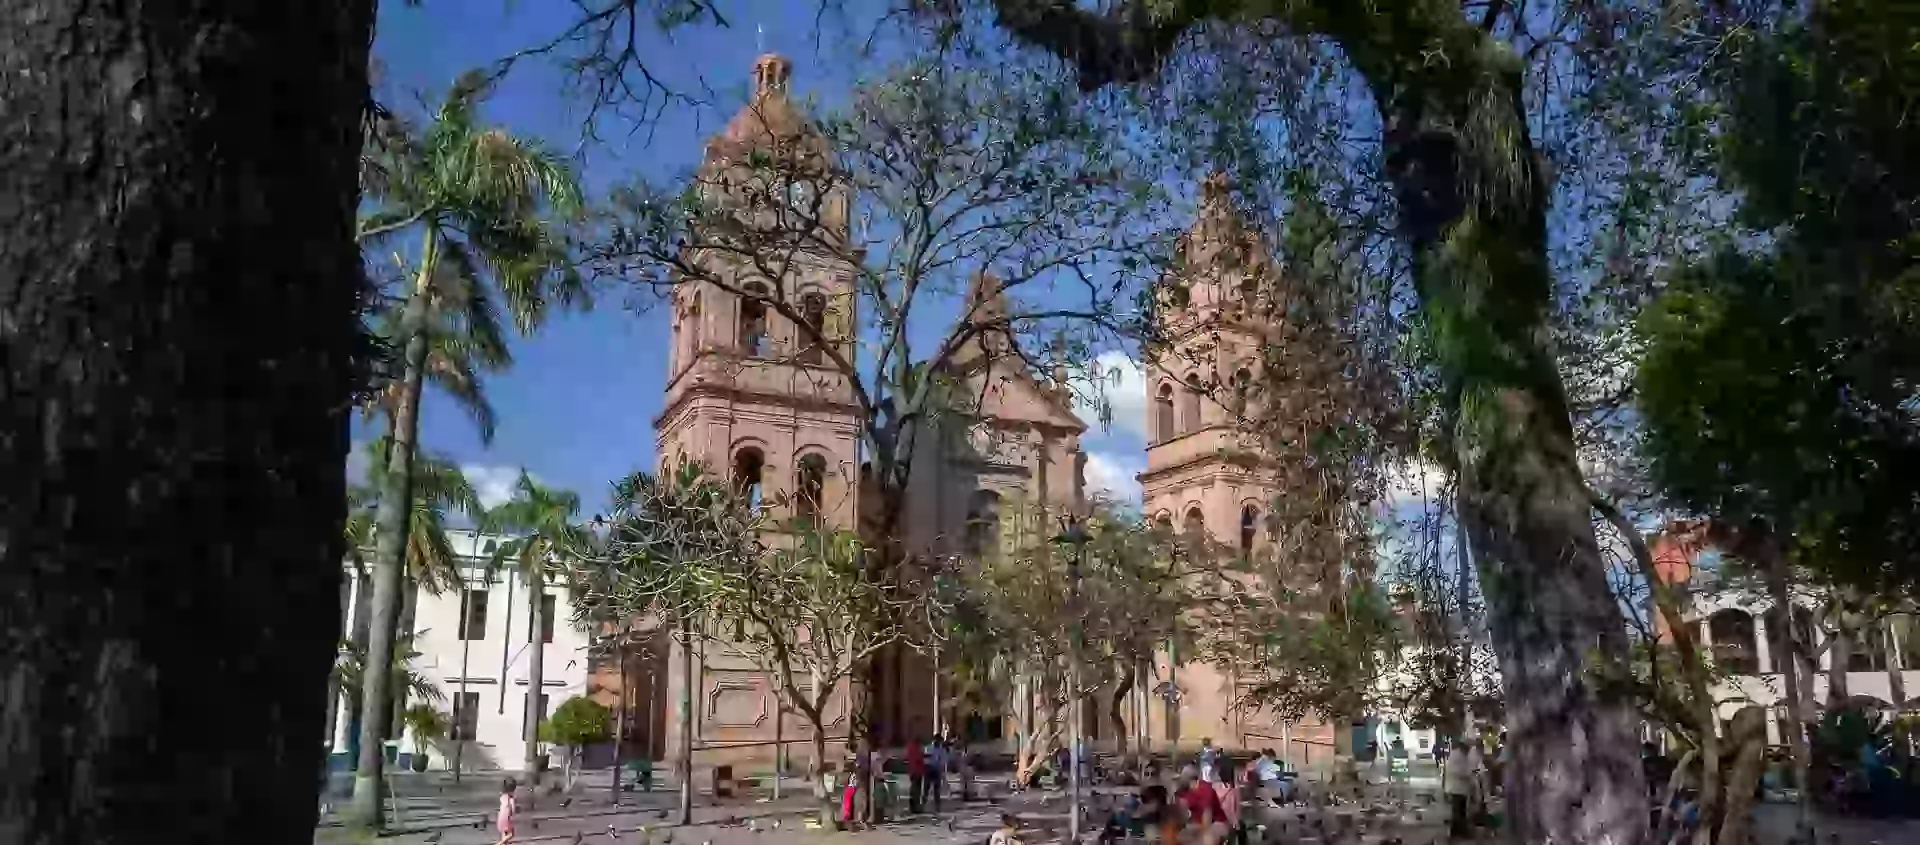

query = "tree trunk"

[
  {"left": 678, "top": 616, "right": 694, "bottom": 825},
  {"left": 1111, "top": 663, "right": 1134, "bottom": 756},
  {"left": 349, "top": 238, "right": 437, "bottom": 830},
  {"left": 811, "top": 726, "right": 833, "bottom": 826},
  {"left": 985, "top": 4, "right": 1649, "bottom": 842},
  {"left": 524, "top": 568, "right": 546, "bottom": 784},
  {"left": 0, "top": 1, "right": 372, "bottom": 841},
  {"left": 1714, "top": 707, "right": 1769, "bottom": 845},
  {"left": 1762, "top": 542, "right": 1814, "bottom": 837},
  {"left": 772, "top": 697, "right": 785, "bottom": 800},
  {"left": 1828, "top": 615, "right": 1853, "bottom": 709}
]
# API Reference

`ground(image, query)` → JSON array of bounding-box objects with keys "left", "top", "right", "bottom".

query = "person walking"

[
  {"left": 1444, "top": 740, "right": 1475, "bottom": 840},
  {"left": 493, "top": 778, "right": 519, "bottom": 845}
]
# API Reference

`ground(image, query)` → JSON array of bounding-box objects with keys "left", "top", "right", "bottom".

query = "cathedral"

[{"left": 590, "top": 54, "right": 1334, "bottom": 771}]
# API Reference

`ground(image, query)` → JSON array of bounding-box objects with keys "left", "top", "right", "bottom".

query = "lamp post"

[{"left": 1052, "top": 515, "right": 1090, "bottom": 843}]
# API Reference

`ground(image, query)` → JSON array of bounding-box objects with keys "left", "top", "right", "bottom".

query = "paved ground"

[{"left": 318, "top": 766, "right": 1920, "bottom": 845}]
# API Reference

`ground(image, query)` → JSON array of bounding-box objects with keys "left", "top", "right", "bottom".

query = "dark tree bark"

[
  {"left": 982, "top": 3, "right": 1648, "bottom": 843},
  {"left": 0, "top": 1, "right": 373, "bottom": 842}
]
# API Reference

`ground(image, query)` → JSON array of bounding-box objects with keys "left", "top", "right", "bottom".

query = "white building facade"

[{"left": 328, "top": 530, "right": 594, "bottom": 774}]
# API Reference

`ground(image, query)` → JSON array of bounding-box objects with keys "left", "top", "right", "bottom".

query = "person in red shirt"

[
  {"left": 905, "top": 736, "right": 927, "bottom": 814},
  {"left": 1176, "top": 769, "right": 1229, "bottom": 845}
]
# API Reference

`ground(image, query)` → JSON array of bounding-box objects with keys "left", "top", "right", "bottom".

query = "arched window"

[
  {"left": 1232, "top": 368, "right": 1253, "bottom": 417},
  {"left": 1708, "top": 609, "right": 1758, "bottom": 675},
  {"left": 794, "top": 453, "right": 827, "bottom": 524},
  {"left": 739, "top": 283, "right": 769, "bottom": 357},
  {"left": 1181, "top": 374, "right": 1204, "bottom": 433},
  {"left": 1154, "top": 383, "right": 1176, "bottom": 442},
  {"left": 1153, "top": 512, "right": 1173, "bottom": 532},
  {"left": 798, "top": 292, "right": 828, "bottom": 365},
  {"left": 1183, "top": 507, "right": 1206, "bottom": 538},
  {"left": 732, "top": 447, "right": 765, "bottom": 511},
  {"left": 684, "top": 293, "right": 703, "bottom": 366},
  {"left": 965, "top": 490, "right": 1002, "bottom": 557},
  {"left": 1239, "top": 505, "right": 1259, "bottom": 556}
]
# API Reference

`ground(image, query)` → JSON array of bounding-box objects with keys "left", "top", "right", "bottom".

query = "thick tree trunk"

[
  {"left": 524, "top": 569, "right": 547, "bottom": 784},
  {"left": 1111, "top": 663, "right": 1134, "bottom": 756},
  {"left": 0, "top": 1, "right": 371, "bottom": 841},
  {"left": 349, "top": 256, "right": 436, "bottom": 829},
  {"left": 1714, "top": 707, "right": 1769, "bottom": 845}
]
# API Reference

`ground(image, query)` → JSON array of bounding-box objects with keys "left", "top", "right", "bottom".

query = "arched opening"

[
  {"left": 1183, "top": 507, "right": 1206, "bottom": 539},
  {"left": 798, "top": 292, "right": 828, "bottom": 365},
  {"left": 1153, "top": 511, "right": 1173, "bottom": 532},
  {"left": 794, "top": 453, "right": 827, "bottom": 524},
  {"left": 1232, "top": 367, "right": 1253, "bottom": 417},
  {"left": 1708, "top": 609, "right": 1758, "bottom": 675},
  {"left": 738, "top": 283, "right": 769, "bottom": 357},
  {"left": 732, "top": 447, "right": 765, "bottom": 511},
  {"left": 965, "top": 490, "right": 1002, "bottom": 557},
  {"left": 1154, "top": 383, "right": 1176, "bottom": 442},
  {"left": 1239, "top": 505, "right": 1258, "bottom": 556},
  {"left": 1181, "top": 374, "right": 1204, "bottom": 433}
]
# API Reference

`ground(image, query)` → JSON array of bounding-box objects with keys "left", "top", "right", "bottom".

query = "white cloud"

[
  {"left": 345, "top": 446, "right": 370, "bottom": 486},
  {"left": 1073, "top": 350, "right": 1149, "bottom": 443},
  {"left": 462, "top": 464, "right": 533, "bottom": 510},
  {"left": 1084, "top": 450, "right": 1145, "bottom": 504}
]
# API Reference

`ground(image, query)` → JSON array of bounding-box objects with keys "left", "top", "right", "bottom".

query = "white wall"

[{"left": 331, "top": 530, "right": 594, "bottom": 773}]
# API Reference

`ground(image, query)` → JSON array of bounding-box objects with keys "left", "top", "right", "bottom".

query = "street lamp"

[{"left": 1051, "top": 514, "right": 1090, "bottom": 843}]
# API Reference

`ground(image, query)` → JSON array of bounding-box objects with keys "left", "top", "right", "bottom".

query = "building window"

[
  {"left": 1183, "top": 508, "right": 1206, "bottom": 538},
  {"left": 799, "top": 292, "right": 827, "bottom": 365},
  {"left": 459, "top": 588, "right": 489, "bottom": 641},
  {"left": 523, "top": 692, "right": 549, "bottom": 740},
  {"left": 1848, "top": 619, "right": 1889, "bottom": 672},
  {"left": 528, "top": 594, "right": 555, "bottom": 644},
  {"left": 452, "top": 691, "right": 481, "bottom": 741},
  {"left": 965, "top": 490, "right": 1002, "bottom": 557},
  {"left": 1181, "top": 374, "right": 1204, "bottom": 433},
  {"left": 1708, "top": 609, "right": 1758, "bottom": 675},
  {"left": 1154, "top": 383, "right": 1176, "bottom": 442},
  {"left": 795, "top": 453, "right": 827, "bottom": 523},
  {"left": 739, "top": 283, "right": 769, "bottom": 357},
  {"left": 733, "top": 447, "right": 765, "bottom": 511},
  {"left": 1239, "top": 505, "right": 1258, "bottom": 556}
]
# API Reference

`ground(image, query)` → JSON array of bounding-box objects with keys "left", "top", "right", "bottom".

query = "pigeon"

[
  {"left": 425, "top": 833, "right": 443, "bottom": 844},
  {"left": 654, "top": 809, "right": 670, "bottom": 820},
  {"left": 770, "top": 819, "right": 781, "bottom": 831},
  {"left": 571, "top": 833, "right": 584, "bottom": 845},
  {"left": 561, "top": 797, "right": 574, "bottom": 808}
]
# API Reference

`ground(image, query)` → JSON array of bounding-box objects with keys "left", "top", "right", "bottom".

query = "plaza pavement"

[{"left": 316, "top": 763, "right": 1920, "bottom": 845}]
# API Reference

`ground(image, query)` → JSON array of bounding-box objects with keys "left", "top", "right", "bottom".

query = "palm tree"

[
  {"left": 482, "top": 473, "right": 591, "bottom": 785},
  {"left": 345, "top": 75, "right": 584, "bottom": 829}
]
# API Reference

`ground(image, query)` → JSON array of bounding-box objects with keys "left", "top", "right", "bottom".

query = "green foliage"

[
  {"left": 539, "top": 696, "right": 612, "bottom": 749},
  {"left": 403, "top": 704, "right": 450, "bottom": 757},
  {"left": 481, "top": 472, "right": 591, "bottom": 590},
  {"left": 335, "top": 632, "right": 443, "bottom": 706},
  {"left": 348, "top": 438, "right": 482, "bottom": 594},
  {"left": 1637, "top": 2, "right": 1920, "bottom": 593}
]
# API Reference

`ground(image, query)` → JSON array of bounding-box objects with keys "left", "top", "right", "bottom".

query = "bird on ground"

[
  {"left": 570, "top": 832, "right": 584, "bottom": 845},
  {"left": 561, "top": 797, "right": 574, "bottom": 808},
  {"left": 770, "top": 819, "right": 780, "bottom": 831},
  {"left": 425, "top": 832, "right": 443, "bottom": 844}
]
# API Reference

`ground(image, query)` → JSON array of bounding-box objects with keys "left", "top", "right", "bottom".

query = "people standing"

[
  {"left": 493, "top": 778, "right": 519, "bottom": 845},
  {"left": 1197, "top": 737, "right": 1220, "bottom": 784},
  {"left": 1176, "top": 767, "right": 1229, "bottom": 845},
  {"left": 906, "top": 735, "right": 927, "bottom": 814},
  {"left": 925, "top": 737, "right": 948, "bottom": 812},
  {"left": 1253, "top": 748, "right": 1287, "bottom": 807},
  {"left": 1444, "top": 740, "right": 1475, "bottom": 840}
]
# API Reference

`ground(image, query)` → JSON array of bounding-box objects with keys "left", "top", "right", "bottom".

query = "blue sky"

[{"left": 367, "top": 0, "right": 1155, "bottom": 516}]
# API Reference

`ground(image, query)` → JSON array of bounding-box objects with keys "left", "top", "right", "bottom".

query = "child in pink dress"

[{"left": 493, "top": 778, "right": 518, "bottom": 844}]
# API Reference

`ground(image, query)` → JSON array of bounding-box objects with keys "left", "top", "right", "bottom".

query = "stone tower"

[
  {"left": 1135, "top": 173, "right": 1335, "bottom": 757},
  {"left": 648, "top": 54, "right": 866, "bottom": 767},
  {"left": 656, "top": 53, "right": 863, "bottom": 528}
]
